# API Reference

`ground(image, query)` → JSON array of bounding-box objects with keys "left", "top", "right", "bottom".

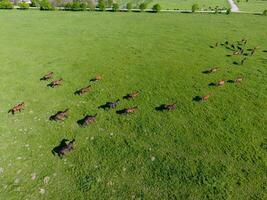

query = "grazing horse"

[
  {"left": 164, "top": 103, "right": 176, "bottom": 110},
  {"left": 78, "top": 114, "right": 97, "bottom": 127},
  {"left": 75, "top": 85, "right": 92, "bottom": 95},
  {"left": 202, "top": 94, "right": 211, "bottom": 101},
  {"left": 52, "top": 139, "right": 75, "bottom": 158},
  {"left": 117, "top": 107, "right": 138, "bottom": 114},
  {"left": 48, "top": 78, "right": 63, "bottom": 88},
  {"left": 8, "top": 102, "right": 25, "bottom": 114},
  {"left": 40, "top": 72, "right": 53, "bottom": 81},
  {"left": 123, "top": 91, "right": 140, "bottom": 100},
  {"left": 50, "top": 109, "right": 69, "bottom": 121},
  {"left": 235, "top": 76, "right": 244, "bottom": 83},
  {"left": 216, "top": 79, "right": 225, "bottom": 86},
  {"left": 99, "top": 99, "right": 120, "bottom": 109},
  {"left": 90, "top": 75, "right": 102, "bottom": 82},
  {"left": 206, "top": 67, "right": 219, "bottom": 74}
]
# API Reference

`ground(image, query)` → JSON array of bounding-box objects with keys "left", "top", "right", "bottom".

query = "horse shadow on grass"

[
  {"left": 227, "top": 80, "right": 235, "bottom": 83},
  {"left": 233, "top": 61, "right": 239, "bottom": 65},
  {"left": 155, "top": 104, "right": 167, "bottom": 111},
  {"left": 116, "top": 109, "right": 126, "bottom": 115},
  {"left": 98, "top": 103, "right": 110, "bottom": 110},
  {"left": 52, "top": 139, "right": 69, "bottom": 157},
  {"left": 208, "top": 82, "right": 216, "bottom": 87},
  {"left": 192, "top": 96, "right": 202, "bottom": 102},
  {"left": 202, "top": 70, "right": 211, "bottom": 74}
]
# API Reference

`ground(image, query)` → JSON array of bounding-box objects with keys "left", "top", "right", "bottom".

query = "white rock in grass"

[
  {"left": 151, "top": 156, "right": 155, "bottom": 161},
  {"left": 31, "top": 173, "right": 37, "bottom": 180},
  {"left": 39, "top": 188, "right": 45, "bottom": 194},
  {"left": 43, "top": 176, "right": 50, "bottom": 184},
  {"left": 14, "top": 178, "right": 20, "bottom": 184},
  {"left": 0, "top": 167, "right": 4, "bottom": 174}
]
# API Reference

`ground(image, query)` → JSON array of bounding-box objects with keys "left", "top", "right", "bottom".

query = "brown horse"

[{"left": 8, "top": 102, "right": 25, "bottom": 114}]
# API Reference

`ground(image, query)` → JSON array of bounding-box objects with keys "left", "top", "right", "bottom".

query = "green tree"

[
  {"left": 0, "top": 0, "right": 13, "bottom": 9},
  {"left": 112, "top": 3, "right": 119, "bottom": 12},
  {"left": 31, "top": 0, "right": 40, "bottom": 7},
  {"left": 226, "top": 8, "right": 231, "bottom": 15},
  {"left": 40, "top": 0, "right": 53, "bottom": 10},
  {"left": 19, "top": 2, "right": 30, "bottom": 9},
  {"left": 126, "top": 2, "right": 132, "bottom": 11},
  {"left": 98, "top": 0, "right": 105, "bottom": 11},
  {"left": 263, "top": 10, "right": 267, "bottom": 16},
  {"left": 139, "top": 2, "right": 146, "bottom": 12},
  {"left": 152, "top": 3, "right": 161, "bottom": 13},
  {"left": 191, "top": 4, "right": 199, "bottom": 13},
  {"left": 107, "top": 0, "right": 113, "bottom": 8}
]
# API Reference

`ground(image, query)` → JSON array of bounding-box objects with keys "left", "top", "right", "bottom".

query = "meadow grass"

[
  {"left": 0, "top": 10, "right": 266, "bottom": 200},
  {"left": 235, "top": 0, "right": 267, "bottom": 12},
  {"left": 118, "top": 0, "right": 230, "bottom": 9}
]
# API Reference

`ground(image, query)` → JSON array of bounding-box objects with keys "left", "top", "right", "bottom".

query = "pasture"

[
  {"left": 235, "top": 0, "right": 267, "bottom": 12},
  {"left": 0, "top": 10, "right": 266, "bottom": 200},
  {"left": 117, "top": 0, "right": 229, "bottom": 10}
]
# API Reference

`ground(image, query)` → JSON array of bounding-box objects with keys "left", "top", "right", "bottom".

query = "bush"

[
  {"left": 31, "top": 0, "right": 40, "bottom": 7},
  {"left": 263, "top": 9, "right": 267, "bottom": 16},
  {"left": 226, "top": 8, "right": 231, "bottom": 15},
  {"left": 98, "top": 0, "right": 105, "bottom": 11},
  {"left": 107, "top": 0, "right": 113, "bottom": 8},
  {"left": 191, "top": 4, "right": 199, "bottom": 13},
  {"left": 152, "top": 3, "right": 161, "bottom": 13},
  {"left": 40, "top": 0, "right": 54, "bottom": 10},
  {"left": 18, "top": 2, "right": 29, "bottom": 9},
  {"left": 139, "top": 2, "right": 147, "bottom": 12},
  {"left": 0, "top": 0, "right": 14, "bottom": 9},
  {"left": 126, "top": 2, "right": 132, "bottom": 11},
  {"left": 64, "top": 2, "right": 87, "bottom": 11},
  {"left": 112, "top": 3, "right": 119, "bottom": 12}
]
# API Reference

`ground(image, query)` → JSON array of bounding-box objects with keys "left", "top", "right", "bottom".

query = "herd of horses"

[{"left": 8, "top": 38, "right": 259, "bottom": 157}]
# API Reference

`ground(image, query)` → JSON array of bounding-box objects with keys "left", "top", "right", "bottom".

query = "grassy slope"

[
  {"left": 118, "top": 0, "right": 229, "bottom": 9},
  {"left": 235, "top": 0, "right": 267, "bottom": 12},
  {"left": 0, "top": 10, "right": 266, "bottom": 200}
]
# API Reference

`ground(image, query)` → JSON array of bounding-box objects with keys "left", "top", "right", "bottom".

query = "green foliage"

[
  {"left": 139, "top": 2, "right": 147, "bottom": 11},
  {"left": 98, "top": 0, "right": 105, "bottom": 11},
  {"left": 40, "top": 0, "right": 54, "bottom": 10},
  {"left": 226, "top": 8, "right": 231, "bottom": 15},
  {"left": 126, "top": 2, "right": 132, "bottom": 11},
  {"left": 112, "top": 3, "right": 119, "bottom": 12},
  {"left": 0, "top": 0, "right": 13, "bottom": 9},
  {"left": 107, "top": 0, "right": 113, "bottom": 7},
  {"left": 191, "top": 3, "right": 199, "bottom": 13},
  {"left": 18, "top": 2, "right": 30, "bottom": 10},
  {"left": 65, "top": 2, "right": 87, "bottom": 11},
  {"left": 152, "top": 3, "right": 161, "bottom": 12},
  {"left": 263, "top": 9, "right": 267, "bottom": 16},
  {"left": 30, "top": 0, "right": 40, "bottom": 7}
]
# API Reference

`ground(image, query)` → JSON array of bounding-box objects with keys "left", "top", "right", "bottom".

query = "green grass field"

[
  {"left": 0, "top": 10, "right": 266, "bottom": 200},
  {"left": 118, "top": 0, "right": 229, "bottom": 9},
  {"left": 235, "top": 0, "right": 267, "bottom": 12}
]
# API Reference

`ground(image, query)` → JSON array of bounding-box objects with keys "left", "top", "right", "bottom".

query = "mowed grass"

[
  {"left": 118, "top": 0, "right": 229, "bottom": 9},
  {"left": 0, "top": 10, "right": 266, "bottom": 200},
  {"left": 235, "top": 0, "right": 267, "bottom": 12}
]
